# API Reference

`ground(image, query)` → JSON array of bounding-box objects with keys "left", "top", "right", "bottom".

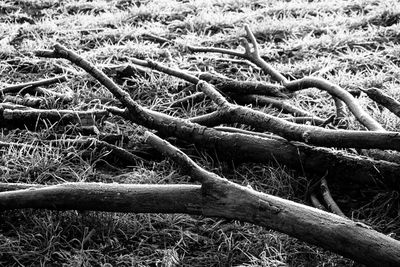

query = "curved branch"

[
  {"left": 197, "top": 81, "right": 399, "bottom": 151},
  {"left": 360, "top": 87, "right": 400, "bottom": 119},
  {"left": 320, "top": 177, "right": 346, "bottom": 217},
  {"left": 285, "top": 77, "right": 384, "bottom": 131},
  {"left": 0, "top": 75, "right": 67, "bottom": 95}
]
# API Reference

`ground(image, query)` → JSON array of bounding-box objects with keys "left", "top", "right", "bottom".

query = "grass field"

[{"left": 1, "top": 0, "right": 400, "bottom": 266}]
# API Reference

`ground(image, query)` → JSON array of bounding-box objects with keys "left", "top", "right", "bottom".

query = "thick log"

[
  {"left": 1, "top": 181, "right": 399, "bottom": 266},
  {"left": 0, "top": 183, "right": 201, "bottom": 213},
  {"left": 145, "top": 132, "right": 400, "bottom": 267}
]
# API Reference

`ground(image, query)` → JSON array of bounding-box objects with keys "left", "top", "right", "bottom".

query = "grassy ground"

[{"left": 1, "top": 0, "right": 400, "bottom": 266}]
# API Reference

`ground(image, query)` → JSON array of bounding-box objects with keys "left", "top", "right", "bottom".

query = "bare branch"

[
  {"left": 360, "top": 87, "right": 400, "bottom": 119},
  {"left": 1, "top": 108, "right": 109, "bottom": 129},
  {"left": 168, "top": 92, "right": 206, "bottom": 108},
  {"left": 0, "top": 183, "right": 202, "bottom": 214},
  {"left": 320, "top": 177, "right": 346, "bottom": 217},
  {"left": 310, "top": 193, "right": 327, "bottom": 211},
  {"left": 0, "top": 179, "right": 399, "bottom": 266},
  {"left": 285, "top": 77, "right": 384, "bottom": 131},
  {"left": 197, "top": 81, "right": 398, "bottom": 151},
  {"left": 37, "top": 44, "right": 400, "bottom": 188},
  {"left": 145, "top": 132, "right": 400, "bottom": 267},
  {"left": 0, "top": 75, "right": 67, "bottom": 95}
]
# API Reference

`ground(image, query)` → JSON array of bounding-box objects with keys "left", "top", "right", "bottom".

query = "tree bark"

[{"left": 1, "top": 181, "right": 399, "bottom": 267}]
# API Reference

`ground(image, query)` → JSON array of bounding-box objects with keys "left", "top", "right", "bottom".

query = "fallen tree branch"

[
  {"left": 0, "top": 183, "right": 202, "bottom": 213},
  {"left": 310, "top": 193, "right": 327, "bottom": 211},
  {"left": 360, "top": 87, "right": 400, "bottom": 119},
  {"left": 127, "top": 58, "right": 288, "bottom": 98},
  {"left": 231, "top": 94, "right": 323, "bottom": 119},
  {"left": 1, "top": 176, "right": 400, "bottom": 266},
  {"left": 187, "top": 25, "right": 288, "bottom": 84},
  {"left": 320, "top": 177, "right": 346, "bottom": 217},
  {"left": 169, "top": 92, "right": 206, "bottom": 108},
  {"left": 0, "top": 75, "right": 67, "bottom": 95},
  {"left": 195, "top": 72, "right": 289, "bottom": 98},
  {"left": 285, "top": 77, "right": 384, "bottom": 131},
  {"left": 187, "top": 26, "right": 383, "bottom": 132},
  {"left": 0, "top": 107, "right": 109, "bottom": 128},
  {"left": 144, "top": 131, "right": 400, "bottom": 266},
  {"left": 36, "top": 44, "right": 400, "bottom": 189},
  {"left": 48, "top": 137, "right": 143, "bottom": 165},
  {"left": 197, "top": 81, "right": 400, "bottom": 151}
]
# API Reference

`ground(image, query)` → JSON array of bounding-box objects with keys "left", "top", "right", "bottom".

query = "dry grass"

[{"left": 1, "top": 0, "right": 400, "bottom": 266}]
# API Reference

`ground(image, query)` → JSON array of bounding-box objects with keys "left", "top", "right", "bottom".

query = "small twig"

[
  {"left": 141, "top": 33, "right": 172, "bottom": 45},
  {"left": 284, "top": 116, "right": 333, "bottom": 127},
  {"left": 214, "top": 126, "right": 287, "bottom": 141},
  {"left": 232, "top": 94, "right": 320, "bottom": 118},
  {"left": 188, "top": 111, "right": 225, "bottom": 127},
  {"left": 0, "top": 75, "right": 67, "bottom": 95},
  {"left": 187, "top": 25, "right": 288, "bottom": 84},
  {"left": 145, "top": 131, "right": 222, "bottom": 184},
  {"left": 360, "top": 87, "right": 400, "bottom": 119},
  {"left": 333, "top": 96, "right": 347, "bottom": 122},
  {"left": 1, "top": 108, "right": 109, "bottom": 128},
  {"left": 131, "top": 58, "right": 200, "bottom": 84},
  {"left": 3, "top": 95, "right": 43, "bottom": 108},
  {"left": 168, "top": 92, "right": 206, "bottom": 108},
  {"left": 22, "top": 86, "right": 74, "bottom": 103},
  {"left": 48, "top": 138, "right": 143, "bottom": 164},
  {"left": 196, "top": 72, "right": 289, "bottom": 98},
  {"left": 320, "top": 177, "right": 346, "bottom": 217},
  {"left": 310, "top": 193, "right": 327, "bottom": 211}
]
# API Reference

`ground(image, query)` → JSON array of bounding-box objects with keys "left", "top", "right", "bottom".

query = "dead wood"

[
  {"left": 48, "top": 137, "right": 143, "bottom": 165},
  {"left": 5, "top": 38, "right": 396, "bottom": 265},
  {"left": 3, "top": 95, "right": 43, "bottom": 108},
  {"left": 187, "top": 25, "right": 288, "bottom": 84},
  {"left": 169, "top": 92, "right": 206, "bottom": 108},
  {"left": 0, "top": 75, "right": 67, "bottom": 95},
  {"left": 320, "top": 177, "right": 346, "bottom": 217},
  {"left": 187, "top": 25, "right": 384, "bottom": 132},
  {"left": 35, "top": 44, "right": 400, "bottom": 189},
  {"left": 197, "top": 81, "right": 400, "bottom": 151},
  {"left": 232, "top": 94, "right": 324, "bottom": 119},
  {"left": 144, "top": 131, "right": 400, "bottom": 266},
  {"left": 285, "top": 77, "right": 384, "bottom": 131},
  {"left": 0, "top": 107, "right": 109, "bottom": 128},
  {"left": 360, "top": 87, "right": 400, "bottom": 118},
  {"left": 1, "top": 177, "right": 399, "bottom": 266},
  {"left": 195, "top": 72, "right": 289, "bottom": 98},
  {"left": 310, "top": 193, "right": 327, "bottom": 211},
  {"left": 4, "top": 136, "right": 396, "bottom": 265}
]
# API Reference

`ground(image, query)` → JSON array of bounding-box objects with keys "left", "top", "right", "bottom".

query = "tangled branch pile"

[{"left": 2, "top": 25, "right": 400, "bottom": 265}]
